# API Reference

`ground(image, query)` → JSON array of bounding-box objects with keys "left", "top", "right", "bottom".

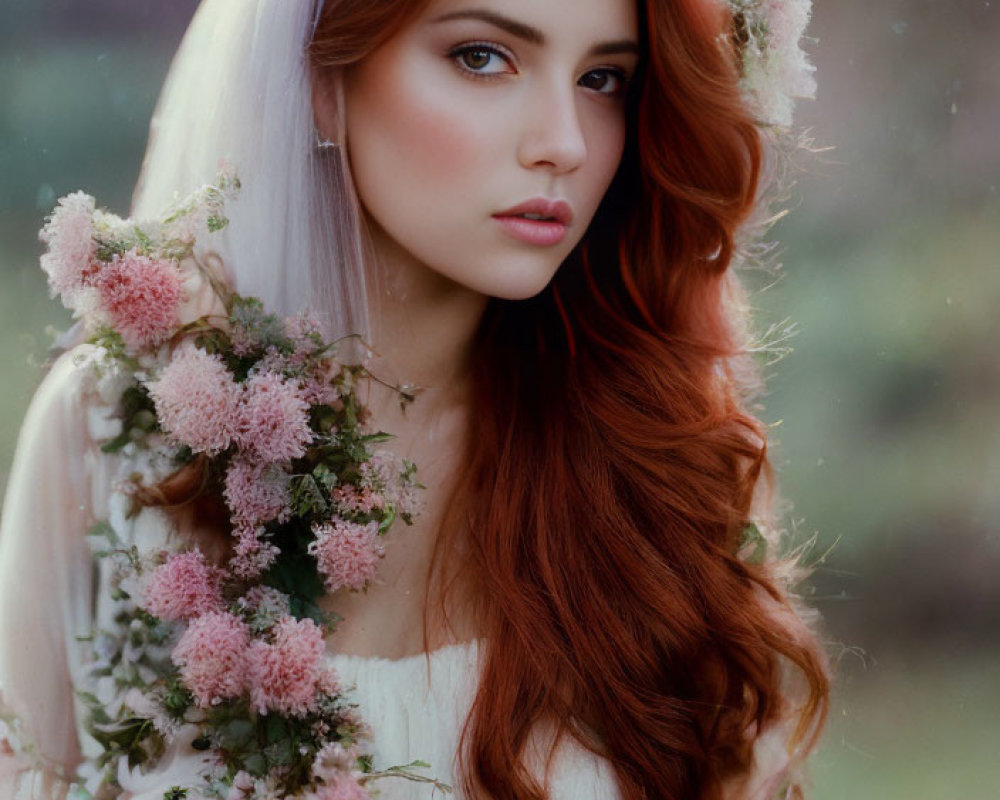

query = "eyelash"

[{"left": 447, "top": 42, "right": 629, "bottom": 96}]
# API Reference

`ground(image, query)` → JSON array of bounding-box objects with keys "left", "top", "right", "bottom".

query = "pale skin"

[{"left": 313, "top": 0, "right": 640, "bottom": 658}]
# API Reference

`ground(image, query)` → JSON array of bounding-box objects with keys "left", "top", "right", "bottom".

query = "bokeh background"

[{"left": 1, "top": 1, "right": 997, "bottom": 797}]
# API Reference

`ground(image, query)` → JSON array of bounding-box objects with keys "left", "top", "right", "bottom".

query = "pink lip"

[{"left": 492, "top": 198, "right": 573, "bottom": 247}]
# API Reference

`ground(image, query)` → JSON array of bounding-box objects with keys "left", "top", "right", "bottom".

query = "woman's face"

[{"left": 337, "top": 0, "right": 639, "bottom": 301}]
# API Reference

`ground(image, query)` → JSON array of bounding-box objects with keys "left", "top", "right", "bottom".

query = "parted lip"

[{"left": 493, "top": 198, "right": 573, "bottom": 226}]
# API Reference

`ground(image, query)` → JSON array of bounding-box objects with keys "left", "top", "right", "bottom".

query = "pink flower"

[
  {"left": 147, "top": 346, "right": 240, "bottom": 455},
  {"left": 330, "top": 485, "right": 382, "bottom": 516},
  {"left": 172, "top": 611, "right": 249, "bottom": 707},
  {"left": 310, "top": 775, "right": 369, "bottom": 800},
  {"left": 359, "top": 450, "right": 395, "bottom": 489},
  {"left": 237, "top": 585, "right": 291, "bottom": 617},
  {"left": 142, "top": 550, "right": 223, "bottom": 621},
  {"left": 316, "top": 666, "right": 341, "bottom": 697},
  {"left": 308, "top": 520, "right": 382, "bottom": 593},
  {"left": 94, "top": 250, "right": 184, "bottom": 349},
  {"left": 312, "top": 742, "right": 358, "bottom": 783},
  {"left": 284, "top": 312, "right": 324, "bottom": 345},
  {"left": 283, "top": 312, "right": 325, "bottom": 365},
  {"left": 360, "top": 450, "right": 422, "bottom": 519},
  {"left": 246, "top": 616, "right": 326, "bottom": 717},
  {"left": 234, "top": 371, "right": 313, "bottom": 462},
  {"left": 39, "top": 191, "right": 96, "bottom": 303},
  {"left": 224, "top": 457, "right": 291, "bottom": 526},
  {"left": 225, "top": 771, "right": 257, "bottom": 800},
  {"left": 229, "top": 526, "right": 280, "bottom": 580}
]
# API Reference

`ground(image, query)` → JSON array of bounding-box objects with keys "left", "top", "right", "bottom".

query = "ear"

[{"left": 311, "top": 66, "right": 345, "bottom": 145}]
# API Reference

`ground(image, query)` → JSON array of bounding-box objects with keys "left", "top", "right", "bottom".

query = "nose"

[{"left": 516, "top": 81, "right": 588, "bottom": 174}]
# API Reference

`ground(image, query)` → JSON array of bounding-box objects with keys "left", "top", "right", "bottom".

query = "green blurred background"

[{"left": 1, "top": 1, "right": 998, "bottom": 797}]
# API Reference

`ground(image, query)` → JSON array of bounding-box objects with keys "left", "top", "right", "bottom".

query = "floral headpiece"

[{"left": 728, "top": 0, "right": 816, "bottom": 128}]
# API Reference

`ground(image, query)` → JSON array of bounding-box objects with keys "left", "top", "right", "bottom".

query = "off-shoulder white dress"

[{"left": 0, "top": 348, "right": 788, "bottom": 800}]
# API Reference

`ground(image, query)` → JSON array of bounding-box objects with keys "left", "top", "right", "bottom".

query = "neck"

[{"left": 361, "top": 223, "right": 487, "bottom": 426}]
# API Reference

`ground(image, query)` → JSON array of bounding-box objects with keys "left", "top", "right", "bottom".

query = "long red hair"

[{"left": 312, "top": 2, "right": 829, "bottom": 798}]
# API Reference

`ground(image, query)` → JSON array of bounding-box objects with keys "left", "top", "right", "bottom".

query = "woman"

[{"left": 0, "top": 0, "right": 828, "bottom": 799}]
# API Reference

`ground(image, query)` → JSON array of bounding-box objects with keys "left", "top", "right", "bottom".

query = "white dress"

[{"left": 0, "top": 347, "right": 624, "bottom": 800}]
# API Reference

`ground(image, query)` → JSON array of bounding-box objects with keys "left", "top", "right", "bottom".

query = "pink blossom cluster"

[
  {"left": 94, "top": 250, "right": 184, "bottom": 349},
  {"left": 142, "top": 550, "right": 223, "bottom": 621},
  {"left": 168, "top": 610, "right": 339, "bottom": 714},
  {"left": 224, "top": 457, "right": 291, "bottom": 526},
  {"left": 311, "top": 742, "right": 359, "bottom": 783},
  {"left": 148, "top": 347, "right": 241, "bottom": 455},
  {"left": 172, "top": 611, "right": 249, "bottom": 707},
  {"left": 229, "top": 526, "right": 281, "bottom": 580},
  {"left": 306, "top": 775, "right": 369, "bottom": 800},
  {"left": 149, "top": 349, "right": 316, "bottom": 464},
  {"left": 308, "top": 520, "right": 382, "bottom": 593},
  {"left": 284, "top": 312, "right": 324, "bottom": 352},
  {"left": 361, "top": 450, "right": 422, "bottom": 520},
  {"left": 38, "top": 193, "right": 189, "bottom": 347},
  {"left": 253, "top": 346, "right": 340, "bottom": 406},
  {"left": 224, "top": 770, "right": 258, "bottom": 800},
  {"left": 330, "top": 485, "right": 383, "bottom": 516},
  {"left": 234, "top": 371, "right": 313, "bottom": 462},
  {"left": 247, "top": 616, "right": 331, "bottom": 717},
  {"left": 300, "top": 375, "right": 341, "bottom": 407},
  {"left": 39, "top": 191, "right": 97, "bottom": 305},
  {"left": 308, "top": 742, "right": 370, "bottom": 800},
  {"left": 237, "top": 585, "right": 291, "bottom": 618}
]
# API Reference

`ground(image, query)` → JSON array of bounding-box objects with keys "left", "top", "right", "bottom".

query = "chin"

[
  {"left": 456, "top": 252, "right": 566, "bottom": 302},
  {"left": 474, "top": 272, "right": 558, "bottom": 302}
]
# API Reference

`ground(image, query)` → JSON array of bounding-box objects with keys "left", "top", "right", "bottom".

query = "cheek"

[{"left": 346, "top": 55, "right": 490, "bottom": 201}]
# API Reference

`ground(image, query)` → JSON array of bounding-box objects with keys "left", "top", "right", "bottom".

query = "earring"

[{"left": 313, "top": 128, "right": 341, "bottom": 151}]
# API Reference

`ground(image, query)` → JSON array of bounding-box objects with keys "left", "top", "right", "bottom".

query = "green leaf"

[
  {"left": 378, "top": 504, "right": 397, "bottom": 534},
  {"left": 312, "top": 463, "right": 338, "bottom": 492},
  {"left": 218, "top": 718, "right": 255, "bottom": 751},
  {"left": 290, "top": 475, "right": 328, "bottom": 516},
  {"left": 75, "top": 690, "right": 104, "bottom": 709},
  {"left": 264, "top": 714, "right": 287, "bottom": 745},
  {"left": 162, "top": 680, "right": 194, "bottom": 717},
  {"left": 360, "top": 431, "right": 394, "bottom": 445},
  {"left": 86, "top": 521, "right": 121, "bottom": 548},
  {"left": 242, "top": 753, "right": 267, "bottom": 777},
  {"left": 263, "top": 738, "right": 294, "bottom": 767},
  {"left": 310, "top": 404, "right": 339, "bottom": 435}
]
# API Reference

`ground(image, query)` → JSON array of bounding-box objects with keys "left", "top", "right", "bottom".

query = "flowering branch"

[{"left": 37, "top": 176, "right": 437, "bottom": 800}]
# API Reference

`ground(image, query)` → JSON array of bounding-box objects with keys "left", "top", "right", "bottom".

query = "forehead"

[{"left": 416, "top": 0, "right": 639, "bottom": 46}]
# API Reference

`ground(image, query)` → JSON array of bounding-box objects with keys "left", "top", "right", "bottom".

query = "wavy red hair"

[{"left": 311, "top": 1, "right": 830, "bottom": 798}]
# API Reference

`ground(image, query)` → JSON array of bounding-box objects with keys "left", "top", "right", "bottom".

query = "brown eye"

[
  {"left": 449, "top": 43, "right": 514, "bottom": 77},
  {"left": 461, "top": 49, "right": 493, "bottom": 71},
  {"left": 579, "top": 69, "right": 626, "bottom": 95}
]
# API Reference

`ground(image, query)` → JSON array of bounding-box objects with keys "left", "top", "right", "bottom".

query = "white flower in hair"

[{"left": 729, "top": 0, "right": 817, "bottom": 127}]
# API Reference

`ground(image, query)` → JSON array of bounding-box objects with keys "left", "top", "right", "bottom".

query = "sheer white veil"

[{"left": 131, "top": 0, "right": 367, "bottom": 339}]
